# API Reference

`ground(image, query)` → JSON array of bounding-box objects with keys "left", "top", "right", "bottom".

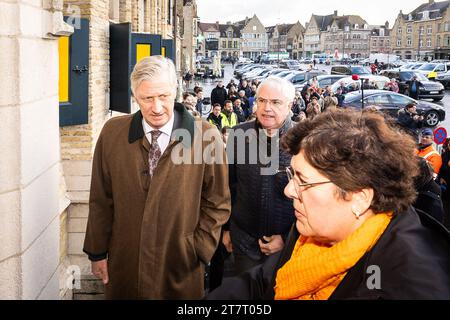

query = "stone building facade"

[
  {"left": 304, "top": 12, "right": 336, "bottom": 57},
  {"left": 0, "top": 0, "right": 186, "bottom": 300},
  {"left": 239, "top": 15, "right": 268, "bottom": 60},
  {"left": 369, "top": 23, "right": 392, "bottom": 55},
  {"left": 322, "top": 14, "right": 370, "bottom": 59},
  {"left": 391, "top": 0, "right": 450, "bottom": 60}
]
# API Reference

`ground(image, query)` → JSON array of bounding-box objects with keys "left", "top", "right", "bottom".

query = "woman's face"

[{"left": 284, "top": 151, "right": 370, "bottom": 244}]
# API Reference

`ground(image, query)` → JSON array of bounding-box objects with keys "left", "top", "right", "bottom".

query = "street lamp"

[{"left": 352, "top": 74, "right": 366, "bottom": 109}]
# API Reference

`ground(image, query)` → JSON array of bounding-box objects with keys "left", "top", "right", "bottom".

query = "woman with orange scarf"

[{"left": 208, "top": 109, "right": 450, "bottom": 300}]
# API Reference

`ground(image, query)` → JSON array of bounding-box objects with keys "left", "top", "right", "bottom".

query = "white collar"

[{"left": 142, "top": 112, "right": 175, "bottom": 137}]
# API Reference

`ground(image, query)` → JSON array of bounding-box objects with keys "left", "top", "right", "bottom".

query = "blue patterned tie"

[{"left": 148, "top": 130, "right": 162, "bottom": 177}]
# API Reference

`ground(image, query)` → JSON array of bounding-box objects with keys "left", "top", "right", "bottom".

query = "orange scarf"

[{"left": 274, "top": 213, "right": 393, "bottom": 300}]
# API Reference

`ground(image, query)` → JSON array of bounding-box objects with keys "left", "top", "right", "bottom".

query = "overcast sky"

[{"left": 196, "top": 0, "right": 429, "bottom": 27}]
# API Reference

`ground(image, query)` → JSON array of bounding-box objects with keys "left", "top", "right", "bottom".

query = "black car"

[
  {"left": 342, "top": 90, "right": 445, "bottom": 127},
  {"left": 380, "top": 70, "right": 445, "bottom": 101},
  {"left": 331, "top": 65, "right": 371, "bottom": 76}
]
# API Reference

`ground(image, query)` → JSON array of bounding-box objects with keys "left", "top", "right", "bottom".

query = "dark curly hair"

[{"left": 281, "top": 109, "right": 419, "bottom": 213}]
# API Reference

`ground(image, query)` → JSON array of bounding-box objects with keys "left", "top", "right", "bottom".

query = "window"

[
  {"left": 407, "top": 25, "right": 412, "bottom": 33},
  {"left": 419, "top": 26, "right": 424, "bottom": 35},
  {"left": 437, "top": 36, "right": 441, "bottom": 47},
  {"left": 446, "top": 36, "right": 450, "bottom": 46},
  {"left": 222, "top": 41, "right": 226, "bottom": 48},
  {"left": 398, "top": 27, "right": 402, "bottom": 34},
  {"left": 427, "top": 26, "right": 432, "bottom": 34},
  {"left": 59, "top": 18, "right": 89, "bottom": 126},
  {"left": 427, "top": 38, "right": 432, "bottom": 47},
  {"left": 397, "top": 39, "right": 401, "bottom": 47},
  {"left": 234, "top": 40, "right": 238, "bottom": 48},
  {"left": 445, "top": 23, "right": 450, "bottom": 32},
  {"left": 253, "top": 26, "right": 257, "bottom": 31},
  {"left": 366, "top": 94, "right": 390, "bottom": 105},
  {"left": 373, "top": 40, "right": 377, "bottom": 47},
  {"left": 407, "top": 37, "right": 412, "bottom": 47},
  {"left": 388, "top": 94, "right": 412, "bottom": 106},
  {"left": 227, "top": 31, "right": 232, "bottom": 38},
  {"left": 420, "top": 39, "right": 424, "bottom": 47},
  {"left": 228, "top": 40, "right": 232, "bottom": 48}
]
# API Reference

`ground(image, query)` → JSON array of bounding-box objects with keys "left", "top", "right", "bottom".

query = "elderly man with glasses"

[{"left": 222, "top": 76, "right": 296, "bottom": 277}]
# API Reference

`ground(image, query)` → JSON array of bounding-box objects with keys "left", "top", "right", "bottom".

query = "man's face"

[
  {"left": 234, "top": 99, "right": 242, "bottom": 108},
  {"left": 184, "top": 95, "right": 196, "bottom": 107},
  {"left": 217, "top": 81, "right": 223, "bottom": 88},
  {"left": 224, "top": 103, "right": 233, "bottom": 113},
  {"left": 255, "top": 84, "right": 291, "bottom": 130},
  {"left": 135, "top": 75, "right": 175, "bottom": 129},
  {"left": 213, "top": 106, "right": 221, "bottom": 116},
  {"left": 421, "top": 135, "right": 434, "bottom": 146}
]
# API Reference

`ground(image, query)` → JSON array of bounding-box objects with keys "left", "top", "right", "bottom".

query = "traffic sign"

[{"left": 433, "top": 127, "right": 447, "bottom": 145}]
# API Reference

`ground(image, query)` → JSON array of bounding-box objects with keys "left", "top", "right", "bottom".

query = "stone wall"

[{"left": 0, "top": 0, "right": 72, "bottom": 299}]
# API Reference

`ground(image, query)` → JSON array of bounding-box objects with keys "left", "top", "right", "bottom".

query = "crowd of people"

[{"left": 84, "top": 55, "right": 450, "bottom": 301}]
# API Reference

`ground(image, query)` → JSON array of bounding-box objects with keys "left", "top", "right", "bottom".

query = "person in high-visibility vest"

[
  {"left": 416, "top": 128, "right": 442, "bottom": 178},
  {"left": 207, "top": 103, "right": 223, "bottom": 131},
  {"left": 221, "top": 100, "right": 238, "bottom": 128}
]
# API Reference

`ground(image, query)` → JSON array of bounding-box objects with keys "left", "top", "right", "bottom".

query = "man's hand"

[
  {"left": 91, "top": 259, "right": 109, "bottom": 284},
  {"left": 222, "top": 231, "right": 233, "bottom": 253},
  {"left": 259, "top": 235, "right": 284, "bottom": 256}
]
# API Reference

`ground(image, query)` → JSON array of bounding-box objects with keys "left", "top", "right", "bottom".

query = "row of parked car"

[{"left": 233, "top": 62, "right": 446, "bottom": 127}]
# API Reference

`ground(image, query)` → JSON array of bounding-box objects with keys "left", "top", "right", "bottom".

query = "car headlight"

[{"left": 438, "top": 83, "right": 445, "bottom": 90}]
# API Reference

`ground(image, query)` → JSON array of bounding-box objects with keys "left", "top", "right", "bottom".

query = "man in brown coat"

[{"left": 83, "top": 56, "right": 231, "bottom": 299}]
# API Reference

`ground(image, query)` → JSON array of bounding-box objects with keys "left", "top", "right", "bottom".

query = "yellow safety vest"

[{"left": 220, "top": 112, "right": 238, "bottom": 128}]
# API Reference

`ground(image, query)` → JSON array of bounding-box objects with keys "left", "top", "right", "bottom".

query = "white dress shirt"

[{"left": 142, "top": 113, "right": 175, "bottom": 156}]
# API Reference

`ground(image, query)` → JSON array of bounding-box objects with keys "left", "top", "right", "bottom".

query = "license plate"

[{"left": 430, "top": 91, "right": 439, "bottom": 94}]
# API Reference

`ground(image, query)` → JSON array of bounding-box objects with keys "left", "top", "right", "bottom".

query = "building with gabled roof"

[{"left": 391, "top": 0, "right": 450, "bottom": 60}]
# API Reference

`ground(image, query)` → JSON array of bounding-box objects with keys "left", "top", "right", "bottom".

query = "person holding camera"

[{"left": 397, "top": 103, "right": 423, "bottom": 141}]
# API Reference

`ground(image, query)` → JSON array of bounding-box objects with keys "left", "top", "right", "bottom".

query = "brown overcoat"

[{"left": 83, "top": 103, "right": 231, "bottom": 299}]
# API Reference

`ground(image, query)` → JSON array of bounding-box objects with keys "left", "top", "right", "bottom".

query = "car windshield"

[
  {"left": 343, "top": 93, "right": 360, "bottom": 103},
  {"left": 400, "top": 72, "right": 428, "bottom": 81},
  {"left": 351, "top": 66, "right": 371, "bottom": 74},
  {"left": 418, "top": 63, "right": 437, "bottom": 71},
  {"left": 411, "top": 63, "right": 424, "bottom": 70}
]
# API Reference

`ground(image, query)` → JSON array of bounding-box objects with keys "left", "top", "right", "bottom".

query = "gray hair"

[
  {"left": 130, "top": 55, "right": 177, "bottom": 96},
  {"left": 256, "top": 76, "right": 296, "bottom": 104}
]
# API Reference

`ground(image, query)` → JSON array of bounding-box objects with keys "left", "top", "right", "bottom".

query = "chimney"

[
  {"left": 334, "top": 10, "right": 338, "bottom": 16},
  {"left": 429, "top": 0, "right": 434, "bottom": 4},
  {"left": 385, "top": 21, "right": 389, "bottom": 29}
]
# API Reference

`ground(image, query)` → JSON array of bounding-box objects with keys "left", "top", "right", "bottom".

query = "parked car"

[
  {"left": 330, "top": 75, "right": 390, "bottom": 94},
  {"left": 380, "top": 70, "right": 445, "bottom": 101},
  {"left": 295, "top": 75, "right": 347, "bottom": 91},
  {"left": 331, "top": 65, "right": 371, "bottom": 76},
  {"left": 342, "top": 90, "right": 445, "bottom": 127},
  {"left": 278, "top": 60, "right": 302, "bottom": 70},
  {"left": 284, "top": 70, "right": 327, "bottom": 85},
  {"left": 416, "top": 62, "right": 450, "bottom": 80},
  {"left": 436, "top": 70, "right": 450, "bottom": 87}
]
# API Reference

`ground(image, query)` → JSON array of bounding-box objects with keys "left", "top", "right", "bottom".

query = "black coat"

[
  {"left": 225, "top": 119, "right": 295, "bottom": 241},
  {"left": 208, "top": 207, "right": 450, "bottom": 299},
  {"left": 211, "top": 86, "right": 228, "bottom": 107}
]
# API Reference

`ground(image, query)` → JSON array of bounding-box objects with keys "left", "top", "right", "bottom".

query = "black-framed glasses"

[{"left": 285, "top": 166, "right": 332, "bottom": 196}]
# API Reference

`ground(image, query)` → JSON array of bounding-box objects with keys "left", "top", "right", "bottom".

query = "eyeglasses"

[
  {"left": 256, "top": 97, "right": 285, "bottom": 109},
  {"left": 285, "top": 166, "right": 332, "bottom": 197}
]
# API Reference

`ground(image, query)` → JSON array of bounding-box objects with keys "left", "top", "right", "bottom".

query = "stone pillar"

[{"left": 0, "top": 0, "right": 73, "bottom": 299}]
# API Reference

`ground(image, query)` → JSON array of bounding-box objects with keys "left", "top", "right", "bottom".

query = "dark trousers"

[{"left": 232, "top": 246, "right": 266, "bottom": 276}]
